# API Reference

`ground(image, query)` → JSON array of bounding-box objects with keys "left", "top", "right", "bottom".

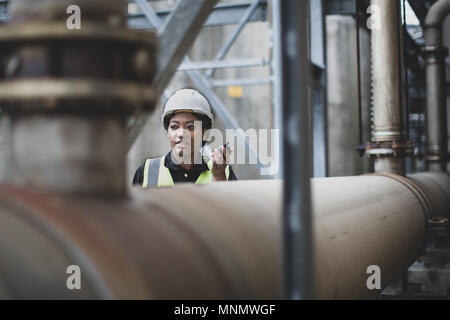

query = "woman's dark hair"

[{"left": 163, "top": 113, "right": 212, "bottom": 131}]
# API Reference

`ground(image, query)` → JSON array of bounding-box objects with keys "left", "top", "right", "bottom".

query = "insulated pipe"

[
  {"left": 0, "top": 173, "right": 438, "bottom": 299},
  {"left": 423, "top": 0, "right": 450, "bottom": 172},
  {"left": 369, "top": 0, "right": 406, "bottom": 175}
]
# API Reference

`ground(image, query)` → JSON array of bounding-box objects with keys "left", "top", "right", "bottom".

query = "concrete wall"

[{"left": 326, "top": 16, "right": 372, "bottom": 177}]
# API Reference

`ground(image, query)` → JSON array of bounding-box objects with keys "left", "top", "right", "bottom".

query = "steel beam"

[
  {"left": 178, "top": 58, "right": 268, "bottom": 71},
  {"left": 204, "top": 0, "right": 262, "bottom": 79},
  {"left": 209, "top": 77, "right": 272, "bottom": 87},
  {"left": 149, "top": 0, "right": 219, "bottom": 97},
  {"left": 127, "top": 1, "right": 268, "bottom": 29}
]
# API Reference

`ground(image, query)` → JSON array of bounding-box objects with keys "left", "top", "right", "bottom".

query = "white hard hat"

[{"left": 161, "top": 89, "right": 214, "bottom": 127}]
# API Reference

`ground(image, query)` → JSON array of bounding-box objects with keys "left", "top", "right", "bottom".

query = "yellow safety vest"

[{"left": 142, "top": 156, "right": 230, "bottom": 188}]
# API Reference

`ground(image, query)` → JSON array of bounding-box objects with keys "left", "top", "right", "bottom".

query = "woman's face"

[{"left": 167, "top": 112, "right": 205, "bottom": 160}]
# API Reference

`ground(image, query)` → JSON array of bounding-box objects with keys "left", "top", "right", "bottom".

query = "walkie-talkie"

[
  {"left": 218, "top": 142, "right": 231, "bottom": 162},
  {"left": 200, "top": 142, "right": 231, "bottom": 163}
]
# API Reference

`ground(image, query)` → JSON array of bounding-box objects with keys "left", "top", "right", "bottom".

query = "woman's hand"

[{"left": 211, "top": 145, "right": 233, "bottom": 181}]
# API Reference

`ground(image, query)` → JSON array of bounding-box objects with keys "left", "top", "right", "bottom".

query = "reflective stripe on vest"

[{"left": 142, "top": 156, "right": 230, "bottom": 188}]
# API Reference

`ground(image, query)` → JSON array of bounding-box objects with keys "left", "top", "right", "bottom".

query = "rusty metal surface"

[
  {"left": 0, "top": 184, "right": 279, "bottom": 299},
  {"left": 0, "top": 173, "right": 442, "bottom": 299}
]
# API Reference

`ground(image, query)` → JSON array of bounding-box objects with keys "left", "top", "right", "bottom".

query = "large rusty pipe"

[
  {"left": 369, "top": 0, "right": 406, "bottom": 175},
  {"left": 423, "top": 0, "right": 450, "bottom": 172},
  {"left": 0, "top": 173, "right": 443, "bottom": 299}
]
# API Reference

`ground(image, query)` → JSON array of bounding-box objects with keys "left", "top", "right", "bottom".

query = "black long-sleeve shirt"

[{"left": 132, "top": 151, "right": 237, "bottom": 186}]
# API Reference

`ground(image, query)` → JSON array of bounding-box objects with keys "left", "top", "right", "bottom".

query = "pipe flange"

[
  {"left": 372, "top": 130, "right": 402, "bottom": 142},
  {"left": 0, "top": 2, "right": 157, "bottom": 115},
  {"left": 0, "top": 79, "right": 155, "bottom": 114},
  {"left": 421, "top": 46, "right": 449, "bottom": 61},
  {"left": 428, "top": 217, "right": 448, "bottom": 232},
  {"left": 424, "top": 153, "right": 448, "bottom": 162},
  {"left": 365, "top": 141, "right": 415, "bottom": 158},
  {"left": 0, "top": 22, "right": 156, "bottom": 47},
  {"left": 366, "top": 173, "right": 432, "bottom": 251}
]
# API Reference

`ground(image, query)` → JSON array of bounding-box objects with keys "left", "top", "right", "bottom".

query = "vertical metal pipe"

[
  {"left": 280, "top": 0, "right": 313, "bottom": 299},
  {"left": 423, "top": 0, "right": 450, "bottom": 172},
  {"left": 370, "top": 0, "right": 406, "bottom": 175},
  {"left": 425, "top": 58, "right": 448, "bottom": 172},
  {"left": 371, "top": 0, "right": 403, "bottom": 143}
]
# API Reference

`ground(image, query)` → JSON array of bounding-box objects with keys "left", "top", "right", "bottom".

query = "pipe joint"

[
  {"left": 365, "top": 141, "right": 415, "bottom": 158},
  {"left": 425, "top": 142, "right": 448, "bottom": 162},
  {"left": 422, "top": 45, "right": 449, "bottom": 63},
  {"left": 428, "top": 217, "right": 449, "bottom": 232}
]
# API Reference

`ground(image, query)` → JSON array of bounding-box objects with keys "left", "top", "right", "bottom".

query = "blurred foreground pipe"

[
  {"left": 1, "top": 173, "right": 446, "bottom": 299},
  {"left": 0, "top": 0, "right": 156, "bottom": 195},
  {"left": 279, "top": 0, "right": 313, "bottom": 300}
]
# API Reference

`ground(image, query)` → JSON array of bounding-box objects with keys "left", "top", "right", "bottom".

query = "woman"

[{"left": 132, "top": 89, "right": 237, "bottom": 187}]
